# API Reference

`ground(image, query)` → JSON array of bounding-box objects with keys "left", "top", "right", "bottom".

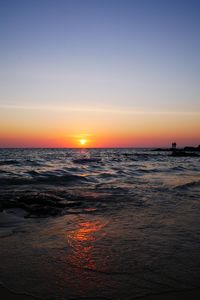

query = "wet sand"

[
  {"left": 0, "top": 285, "right": 38, "bottom": 300},
  {"left": 1, "top": 285, "right": 200, "bottom": 300},
  {"left": 139, "top": 288, "right": 200, "bottom": 300}
]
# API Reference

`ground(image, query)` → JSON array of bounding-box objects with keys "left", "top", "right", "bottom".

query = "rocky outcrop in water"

[
  {"left": 152, "top": 145, "right": 200, "bottom": 157},
  {"left": 0, "top": 191, "right": 84, "bottom": 218}
]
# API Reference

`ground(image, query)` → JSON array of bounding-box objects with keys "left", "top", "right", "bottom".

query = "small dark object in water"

[{"left": 153, "top": 144, "right": 200, "bottom": 154}]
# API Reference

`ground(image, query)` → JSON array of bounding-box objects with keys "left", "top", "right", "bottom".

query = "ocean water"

[{"left": 0, "top": 148, "right": 200, "bottom": 299}]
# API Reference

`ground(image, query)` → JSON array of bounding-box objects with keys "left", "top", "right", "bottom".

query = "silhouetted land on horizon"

[{"left": 152, "top": 145, "right": 200, "bottom": 157}]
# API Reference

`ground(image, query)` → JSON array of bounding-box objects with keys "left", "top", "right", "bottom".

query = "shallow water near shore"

[{"left": 0, "top": 148, "right": 200, "bottom": 299}]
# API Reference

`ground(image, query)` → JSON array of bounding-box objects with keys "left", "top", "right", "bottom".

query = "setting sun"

[{"left": 79, "top": 139, "right": 87, "bottom": 146}]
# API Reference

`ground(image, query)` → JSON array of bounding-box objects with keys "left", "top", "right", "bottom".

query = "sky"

[{"left": 0, "top": 0, "right": 200, "bottom": 147}]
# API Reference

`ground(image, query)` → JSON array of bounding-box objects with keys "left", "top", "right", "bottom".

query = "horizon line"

[{"left": 0, "top": 145, "right": 199, "bottom": 150}]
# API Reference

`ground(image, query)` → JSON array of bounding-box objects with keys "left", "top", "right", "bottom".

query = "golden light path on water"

[{"left": 67, "top": 218, "right": 109, "bottom": 271}]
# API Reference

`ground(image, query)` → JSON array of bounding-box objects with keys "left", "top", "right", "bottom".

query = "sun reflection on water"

[{"left": 67, "top": 219, "right": 108, "bottom": 271}]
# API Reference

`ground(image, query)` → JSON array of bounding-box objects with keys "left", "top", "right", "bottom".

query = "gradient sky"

[{"left": 0, "top": 0, "right": 200, "bottom": 147}]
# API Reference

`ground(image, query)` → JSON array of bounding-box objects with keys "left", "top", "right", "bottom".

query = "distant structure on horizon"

[{"left": 172, "top": 142, "right": 177, "bottom": 150}]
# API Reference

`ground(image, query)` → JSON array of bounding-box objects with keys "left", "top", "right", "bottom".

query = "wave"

[
  {"left": 0, "top": 159, "right": 45, "bottom": 167},
  {"left": 169, "top": 166, "right": 187, "bottom": 171},
  {"left": 26, "top": 170, "right": 40, "bottom": 176},
  {"left": 0, "top": 170, "right": 88, "bottom": 186},
  {"left": 124, "top": 153, "right": 161, "bottom": 161},
  {"left": 0, "top": 190, "right": 85, "bottom": 217},
  {"left": 136, "top": 168, "right": 160, "bottom": 173},
  {"left": 174, "top": 180, "right": 200, "bottom": 190},
  {"left": 73, "top": 158, "right": 101, "bottom": 164},
  {"left": 0, "top": 186, "right": 116, "bottom": 218},
  {"left": 0, "top": 160, "right": 20, "bottom": 166},
  {"left": 24, "top": 159, "right": 44, "bottom": 166},
  {"left": 98, "top": 172, "right": 117, "bottom": 178}
]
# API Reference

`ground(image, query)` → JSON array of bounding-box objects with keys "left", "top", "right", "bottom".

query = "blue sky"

[{"left": 0, "top": 0, "right": 200, "bottom": 147}]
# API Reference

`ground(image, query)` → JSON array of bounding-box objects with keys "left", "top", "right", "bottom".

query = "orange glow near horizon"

[
  {"left": 0, "top": 106, "right": 199, "bottom": 148},
  {"left": 0, "top": 130, "right": 200, "bottom": 148}
]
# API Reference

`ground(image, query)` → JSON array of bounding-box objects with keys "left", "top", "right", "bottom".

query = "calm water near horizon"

[{"left": 0, "top": 148, "right": 200, "bottom": 299}]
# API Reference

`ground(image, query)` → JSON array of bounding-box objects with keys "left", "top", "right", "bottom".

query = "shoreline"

[{"left": 1, "top": 285, "right": 200, "bottom": 300}]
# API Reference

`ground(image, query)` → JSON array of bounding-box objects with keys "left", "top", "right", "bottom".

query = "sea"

[{"left": 0, "top": 148, "right": 200, "bottom": 300}]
